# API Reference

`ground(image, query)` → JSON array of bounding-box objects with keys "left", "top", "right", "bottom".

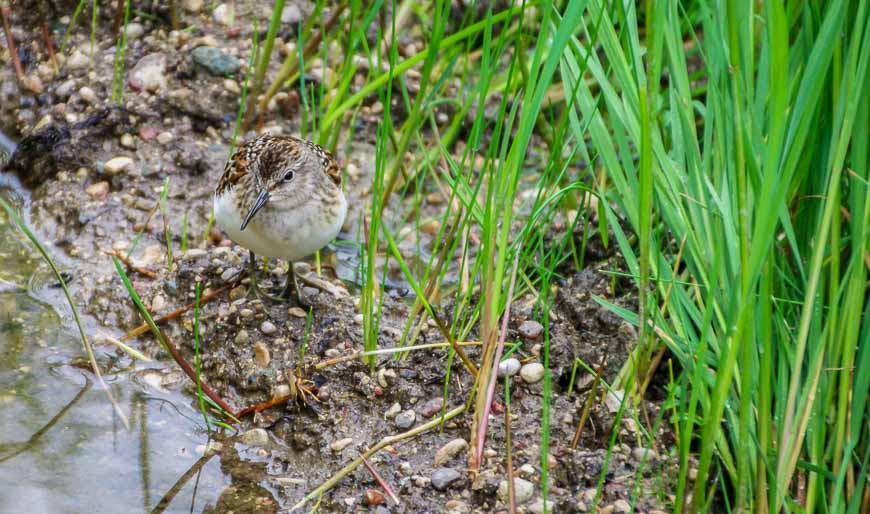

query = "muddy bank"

[{"left": 0, "top": 3, "right": 677, "bottom": 512}]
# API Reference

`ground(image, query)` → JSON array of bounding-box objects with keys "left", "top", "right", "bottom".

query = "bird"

[{"left": 213, "top": 134, "right": 347, "bottom": 304}]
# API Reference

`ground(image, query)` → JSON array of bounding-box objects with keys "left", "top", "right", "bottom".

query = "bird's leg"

[
  {"left": 280, "top": 262, "right": 311, "bottom": 308},
  {"left": 246, "top": 251, "right": 270, "bottom": 299}
]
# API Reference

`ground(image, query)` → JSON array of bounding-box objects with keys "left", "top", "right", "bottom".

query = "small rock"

[
  {"left": 497, "top": 477, "right": 534, "bottom": 504},
  {"left": 288, "top": 306, "right": 307, "bottom": 318},
  {"left": 78, "top": 86, "right": 97, "bottom": 103},
  {"left": 363, "top": 489, "right": 384, "bottom": 507},
  {"left": 260, "top": 321, "right": 278, "bottom": 335},
  {"left": 182, "top": 0, "right": 203, "bottom": 13},
  {"left": 124, "top": 22, "right": 145, "bottom": 40},
  {"left": 419, "top": 397, "right": 444, "bottom": 418},
  {"left": 520, "top": 362, "right": 545, "bottom": 384},
  {"left": 234, "top": 329, "right": 249, "bottom": 345},
  {"left": 129, "top": 53, "right": 167, "bottom": 92},
  {"left": 85, "top": 181, "right": 109, "bottom": 199},
  {"left": 518, "top": 320, "right": 544, "bottom": 340},
  {"left": 434, "top": 438, "right": 468, "bottom": 466},
  {"left": 67, "top": 50, "right": 89, "bottom": 70},
  {"left": 55, "top": 79, "right": 76, "bottom": 98},
  {"left": 445, "top": 499, "right": 470, "bottom": 513},
  {"left": 281, "top": 3, "right": 302, "bottom": 23},
  {"left": 613, "top": 499, "right": 631, "bottom": 513},
  {"left": 220, "top": 268, "right": 238, "bottom": 281},
  {"left": 192, "top": 46, "right": 242, "bottom": 76},
  {"left": 395, "top": 409, "right": 416, "bottom": 429},
  {"left": 330, "top": 437, "right": 353, "bottom": 452},
  {"left": 497, "top": 358, "right": 521, "bottom": 378},
  {"left": 253, "top": 342, "right": 270, "bottom": 368},
  {"left": 431, "top": 468, "right": 462, "bottom": 491},
  {"left": 104, "top": 156, "right": 134, "bottom": 175},
  {"left": 120, "top": 133, "right": 136, "bottom": 149},
  {"left": 212, "top": 3, "right": 234, "bottom": 25},
  {"left": 518, "top": 463, "right": 535, "bottom": 477},
  {"left": 385, "top": 402, "right": 401, "bottom": 419},
  {"left": 151, "top": 295, "right": 166, "bottom": 312},
  {"left": 632, "top": 447, "right": 655, "bottom": 462},
  {"left": 223, "top": 78, "right": 240, "bottom": 94},
  {"left": 529, "top": 497, "right": 555, "bottom": 514},
  {"left": 156, "top": 131, "right": 174, "bottom": 145},
  {"left": 240, "top": 428, "right": 269, "bottom": 447},
  {"left": 272, "top": 384, "right": 290, "bottom": 400}
]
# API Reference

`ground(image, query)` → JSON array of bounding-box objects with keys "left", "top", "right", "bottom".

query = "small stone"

[
  {"left": 220, "top": 268, "right": 238, "bottom": 281},
  {"left": 330, "top": 437, "right": 353, "bottom": 452},
  {"left": 56, "top": 79, "right": 76, "bottom": 98},
  {"left": 124, "top": 22, "right": 145, "bottom": 40},
  {"left": 192, "top": 46, "right": 242, "bottom": 76},
  {"left": 151, "top": 295, "right": 166, "bottom": 312},
  {"left": 182, "top": 0, "right": 203, "bottom": 13},
  {"left": 419, "top": 397, "right": 444, "bottom": 418},
  {"left": 156, "top": 131, "right": 174, "bottom": 145},
  {"left": 445, "top": 500, "right": 470, "bottom": 513},
  {"left": 281, "top": 3, "right": 302, "bottom": 23},
  {"left": 434, "top": 438, "right": 468, "bottom": 466},
  {"left": 260, "top": 321, "right": 278, "bottom": 335},
  {"left": 431, "top": 468, "right": 462, "bottom": 491},
  {"left": 104, "top": 156, "right": 134, "bottom": 175},
  {"left": 520, "top": 362, "right": 545, "bottom": 384},
  {"left": 120, "top": 133, "right": 136, "bottom": 149},
  {"left": 497, "top": 358, "right": 521, "bottom": 378},
  {"left": 632, "top": 447, "right": 655, "bottom": 462},
  {"left": 385, "top": 402, "right": 401, "bottom": 419},
  {"left": 129, "top": 53, "right": 167, "bottom": 92},
  {"left": 497, "top": 477, "right": 534, "bottom": 504},
  {"left": 212, "top": 3, "right": 234, "bottom": 25},
  {"left": 288, "top": 306, "right": 307, "bottom": 318},
  {"left": 613, "top": 499, "right": 631, "bottom": 513},
  {"left": 67, "top": 50, "right": 89, "bottom": 70},
  {"left": 529, "top": 497, "right": 555, "bottom": 514},
  {"left": 78, "top": 86, "right": 97, "bottom": 103},
  {"left": 518, "top": 463, "right": 535, "bottom": 477},
  {"left": 395, "top": 409, "right": 416, "bottom": 429},
  {"left": 234, "top": 329, "right": 249, "bottom": 345},
  {"left": 85, "top": 181, "right": 109, "bottom": 199},
  {"left": 253, "top": 342, "right": 270, "bottom": 368},
  {"left": 363, "top": 489, "right": 384, "bottom": 507},
  {"left": 229, "top": 286, "right": 246, "bottom": 301},
  {"left": 272, "top": 384, "right": 291, "bottom": 400},
  {"left": 223, "top": 78, "right": 240, "bottom": 94},
  {"left": 239, "top": 308, "right": 254, "bottom": 319},
  {"left": 518, "top": 320, "right": 544, "bottom": 340},
  {"left": 240, "top": 428, "right": 269, "bottom": 447}
]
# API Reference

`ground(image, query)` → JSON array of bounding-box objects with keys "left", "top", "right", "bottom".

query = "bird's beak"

[{"left": 240, "top": 189, "right": 270, "bottom": 231}]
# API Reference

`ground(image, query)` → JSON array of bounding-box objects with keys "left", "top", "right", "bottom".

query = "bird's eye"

[{"left": 283, "top": 171, "right": 295, "bottom": 182}]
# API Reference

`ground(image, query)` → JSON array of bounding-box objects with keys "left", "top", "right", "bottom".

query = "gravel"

[{"left": 431, "top": 468, "right": 463, "bottom": 491}]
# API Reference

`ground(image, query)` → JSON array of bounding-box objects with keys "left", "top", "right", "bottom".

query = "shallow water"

[{"left": 0, "top": 180, "right": 260, "bottom": 514}]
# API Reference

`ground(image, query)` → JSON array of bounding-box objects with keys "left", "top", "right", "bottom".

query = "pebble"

[
  {"left": 220, "top": 268, "right": 238, "bottom": 281},
  {"left": 419, "top": 397, "right": 444, "bottom": 418},
  {"left": 156, "top": 131, "right": 174, "bottom": 145},
  {"left": 497, "top": 358, "right": 521, "bottom": 378},
  {"left": 445, "top": 500, "right": 470, "bottom": 513},
  {"left": 529, "top": 497, "right": 556, "bottom": 514},
  {"left": 385, "top": 402, "right": 401, "bottom": 419},
  {"left": 234, "top": 329, "right": 249, "bottom": 345},
  {"left": 120, "top": 133, "right": 136, "bottom": 149},
  {"left": 395, "top": 409, "right": 416, "bottom": 429},
  {"left": 253, "top": 342, "right": 270, "bottom": 368},
  {"left": 212, "top": 3, "right": 234, "bottom": 25},
  {"left": 85, "top": 181, "right": 109, "bottom": 199},
  {"left": 497, "top": 477, "right": 534, "bottom": 504},
  {"left": 613, "top": 499, "right": 631, "bottom": 513},
  {"left": 520, "top": 362, "right": 545, "bottom": 384},
  {"left": 78, "top": 86, "right": 97, "bottom": 103},
  {"left": 632, "top": 447, "right": 654, "bottom": 462},
  {"left": 281, "top": 3, "right": 302, "bottom": 23},
  {"left": 56, "top": 79, "right": 76, "bottom": 98},
  {"left": 67, "top": 50, "right": 89, "bottom": 70},
  {"left": 192, "top": 46, "right": 242, "bottom": 76},
  {"left": 124, "top": 22, "right": 145, "bottom": 40},
  {"left": 518, "top": 463, "right": 535, "bottom": 477},
  {"left": 239, "top": 308, "right": 254, "bottom": 319},
  {"left": 518, "top": 320, "right": 544, "bottom": 340},
  {"left": 272, "top": 384, "right": 290, "bottom": 400},
  {"left": 363, "top": 489, "right": 385, "bottom": 507},
  {"left": 260, "top": 321, "right": 278, "bottom": 335},
  {"left": 223, "top": 78, "right": 240, "bottom": 94},
  {"left": 430, "top": 468, "right": 462, "bottom": 491},
  {"left": 288, "top": 306, "right": 307, "bottom": 318},
  {"left": 240, "top": 428, "right": 269, "bottom": 447},
  {"left": 151, "top": 295, "right": 166, "bottom": 312},
  {"left": 103, "top": 156, "right": 134, "bottom": 175},
  {"left": 182, "top": 0, "right": 203, "bottom": 13},
  {"left": 128, "top": 53, "right": 167, "bottom": 92},
  {"left": 229, "top": 286, "right": 246, "bottom": 300},
  {"left": 434, "top": 438, "right": 468, "bottom": 466},
  {"left": 330, "top": 437, "right": 353, "bottom": 452}
]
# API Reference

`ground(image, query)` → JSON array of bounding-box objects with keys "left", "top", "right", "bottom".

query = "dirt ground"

[{"left": 1, "top": 2, "right": 678, "bottom": 512}]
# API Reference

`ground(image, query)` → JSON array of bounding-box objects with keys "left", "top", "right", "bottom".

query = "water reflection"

[{"left": 0, "top": 183, "right": 278, "bottom": 513}]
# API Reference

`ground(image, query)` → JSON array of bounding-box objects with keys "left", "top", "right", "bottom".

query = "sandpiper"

[{"left": 213, "top": 134, "right": 347, "bottom": 303}]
